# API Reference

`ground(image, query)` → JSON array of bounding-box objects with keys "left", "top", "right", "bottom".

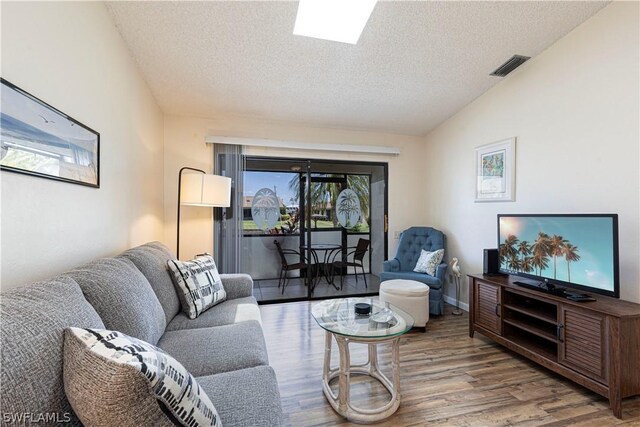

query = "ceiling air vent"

[{"left": 490, "top": 55, "right": 530, "bottom": 77}]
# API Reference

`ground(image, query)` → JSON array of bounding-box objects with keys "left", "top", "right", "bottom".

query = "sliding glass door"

[
  {"left": 241, "top": 158, "right": 309, "bottom": 300},
  {"left": 217, "top": 155, "right": 387, "bottom": 303}
]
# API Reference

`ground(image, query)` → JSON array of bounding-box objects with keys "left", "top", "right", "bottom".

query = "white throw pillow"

[
  {"left": 167, "top": 255, "right": 226, "bottom": 319},
  {"left": 64, "top": 327, "right": 222, "bottom": 427},
  {"left": 413, "top": 249, "right": 445, "bottom": 276}
]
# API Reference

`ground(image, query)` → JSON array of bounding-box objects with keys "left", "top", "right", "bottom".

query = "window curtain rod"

[{"left": 204, "top": 135, "right": 400, "bottom": 155}]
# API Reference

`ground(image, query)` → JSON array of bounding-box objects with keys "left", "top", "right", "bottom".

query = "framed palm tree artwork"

[{"left": 475, "top": 137, "right": 515, "bottom": 202}]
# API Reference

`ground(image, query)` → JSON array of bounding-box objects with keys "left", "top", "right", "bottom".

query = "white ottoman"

[{"left": 379, "top": 279, "right": 430, "bottom": 329}]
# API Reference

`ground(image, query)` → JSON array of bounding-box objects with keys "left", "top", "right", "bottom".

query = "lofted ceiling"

[{"left": 106, "top": 1, "right": 608, "bottom": 136}]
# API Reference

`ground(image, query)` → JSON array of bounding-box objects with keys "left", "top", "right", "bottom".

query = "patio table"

[{"left": 300, "top": 243, "right": 342, "bottom": 291}]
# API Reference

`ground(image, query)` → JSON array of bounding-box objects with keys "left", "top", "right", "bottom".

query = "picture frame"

[
  {"left": 475, "top": 137, "right": 515, "bottom": 202},
  {"left": 0, "top": 78, "right": 100, "bottom": 188}
]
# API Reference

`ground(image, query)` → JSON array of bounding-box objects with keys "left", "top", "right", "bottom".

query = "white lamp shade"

[{"left": 181, "top": 173, "right": 231, "bottom": 207}]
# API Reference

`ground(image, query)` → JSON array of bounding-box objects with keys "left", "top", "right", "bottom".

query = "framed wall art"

[
  {"left": 475, "top": 137, "right": 515, "bottom": 202},
  {"left": 0, "top": 78, "right": 100, "bottom": 187}
]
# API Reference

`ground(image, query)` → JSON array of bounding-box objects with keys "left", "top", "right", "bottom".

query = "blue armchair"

[{"left": 380, "top": 227, "right": 447, "bottom": 315}]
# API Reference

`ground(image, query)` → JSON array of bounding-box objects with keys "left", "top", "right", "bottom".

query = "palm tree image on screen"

[{"left": 500, "top": 232, "right": 581, "bottom": 280}]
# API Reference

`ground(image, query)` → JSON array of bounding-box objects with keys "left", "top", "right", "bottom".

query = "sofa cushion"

[
  {"left": 0, "top": 277, "right": 104, "bottom": 426},
  {"left": 166, "top": 296, "right": 261, "bottom": 331},
  {"left": 65, "top": 257, "right": 166, "bottom": 345},
  {"left": 197, "top": 366, "right": 283, "bottom": 427},
  {"left": 119, "top": 241, "right": 180, "bottom": 324},
  {"left": 64, "top": 327, "right": 221, "bottom": 427},
  {"left": 413, "top": 248, "right": 445, "bottom": 276},
  {"left": 158, "top": 321, "right": 268, "bottom": 376},
  {"left": 168, "top": 255, "right": 226, "bottom": 319}
]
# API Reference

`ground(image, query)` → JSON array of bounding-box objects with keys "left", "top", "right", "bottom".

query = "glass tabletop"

[
  {"left": 311, "top": 298, "right": 415, "bottom": 338},
  {"left": 300, "top": 244, "right": 342, "bottom": 250}
]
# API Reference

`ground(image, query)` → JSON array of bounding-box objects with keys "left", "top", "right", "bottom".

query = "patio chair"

[
  {"left": 274, "top": 240, "right": 307, "bottom": 294},
  {"left": 331, "top": 238, "right": 370, "bottom": 290}
]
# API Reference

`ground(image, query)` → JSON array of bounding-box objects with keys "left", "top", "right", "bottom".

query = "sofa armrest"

[
  {"left": 220, "top": 274, "right": 254, "bottom": 300},
  {"left": 383, "top": 258, "right": 400, "bottom": 272},
  {"left": 435, "top": 262, "right": 447, "bottom": 283}
]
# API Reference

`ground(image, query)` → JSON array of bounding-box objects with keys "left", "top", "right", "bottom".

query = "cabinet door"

[
  {"left": 558, "top": 305, "right": 608, "bottom": 384},
  {"left": 474, "top": 281, "right": 501, "bottom": 334}
]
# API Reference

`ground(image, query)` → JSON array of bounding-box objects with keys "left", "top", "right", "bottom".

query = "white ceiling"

[{"left": 106, "top": 1, "right": 608, "bottom": 136}]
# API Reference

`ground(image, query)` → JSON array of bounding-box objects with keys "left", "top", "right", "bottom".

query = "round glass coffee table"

[{"left": 311, "top": 298, "right": 414, "bottom": 423}]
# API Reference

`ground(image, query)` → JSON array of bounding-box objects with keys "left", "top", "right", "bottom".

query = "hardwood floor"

[{"left": 260, "top": 301, "right": 640, "bottom": 426}]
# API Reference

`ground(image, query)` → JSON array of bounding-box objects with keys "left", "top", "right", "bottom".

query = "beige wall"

[
  {"left": 0, "top": 2, "right": 165, "bottom": 289},
  {"left": 423, "top": 2, "right": 640, "bottom": 304},
  {"left": 163, "top": 114, "right": 426, "bottom": 260}
]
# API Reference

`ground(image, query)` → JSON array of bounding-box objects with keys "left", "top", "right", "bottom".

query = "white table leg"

[
  {"left": 391, "top": 337, "right": 401, "bottom": 399},
  {"left": 335, "top": 335, "right": 351, "bottom": 414},
  {"left": 368, "top": 343, "right": 378, "bottom": 375},
  {"left": 323, "top": 331, "right": 332, "bottom": 384},
  {"left": 321, "top": 334, "right": 402, "bottom": 423}
]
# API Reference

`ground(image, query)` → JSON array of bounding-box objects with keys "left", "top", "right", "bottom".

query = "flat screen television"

[{"left": 497, "top": 214, "right": 619, "bottom": 298}]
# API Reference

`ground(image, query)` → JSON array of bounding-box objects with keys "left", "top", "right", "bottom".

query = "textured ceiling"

[{"left": 106, "top": 1, "right": 608, "bottom": 136}]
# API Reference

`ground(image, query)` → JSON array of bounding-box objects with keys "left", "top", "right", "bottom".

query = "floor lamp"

[{"left": 177, "top": 167, "right": 231, "bottom": 259}]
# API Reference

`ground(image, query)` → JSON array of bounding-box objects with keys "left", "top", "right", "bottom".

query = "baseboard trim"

[{"left": 443, "top": 295, "right": 469, "bottom": 312}]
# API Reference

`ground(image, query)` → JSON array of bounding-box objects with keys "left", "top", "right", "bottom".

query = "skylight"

[{"left": 293, "top": 0, "right": 378, "bottom": 45}]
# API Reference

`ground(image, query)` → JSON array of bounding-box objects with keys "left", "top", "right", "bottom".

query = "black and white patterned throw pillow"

[
  {"left": 167, "top": 255, "right": 226, "bottom": 319},
  {"left": 64, "top": 327, "right": 222, "bottom": 427}
]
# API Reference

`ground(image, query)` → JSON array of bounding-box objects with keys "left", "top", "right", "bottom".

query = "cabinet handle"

[
  {"left": 495, "top": 303, "right": 500, "bottom": 317},
  {"left": 557, "top": 324, "right": 564, "bottom": 343}
]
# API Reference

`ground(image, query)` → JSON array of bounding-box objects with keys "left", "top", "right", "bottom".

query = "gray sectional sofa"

[{"left": 0, "top": 242, "right": 283, "bottom": 426}]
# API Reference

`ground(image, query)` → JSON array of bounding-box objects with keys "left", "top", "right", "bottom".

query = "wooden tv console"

[{"left": 468, "top": 274, "right": 640, "bottom": 419}]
